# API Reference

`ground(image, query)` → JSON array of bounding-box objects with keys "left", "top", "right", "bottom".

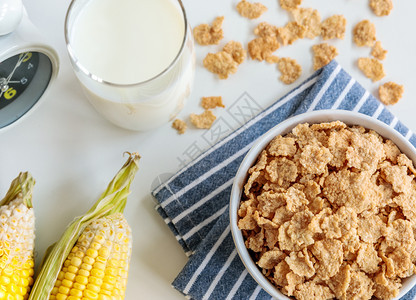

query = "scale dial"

[{"left": 0, "top": 51, "right": 53, "bottom": 129}]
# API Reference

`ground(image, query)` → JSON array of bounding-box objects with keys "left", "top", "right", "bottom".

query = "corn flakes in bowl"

[{"left": 230, "top": 109, "right": 416, "bottom": 300}]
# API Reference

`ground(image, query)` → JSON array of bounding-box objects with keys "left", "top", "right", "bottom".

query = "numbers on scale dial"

[{"left": 0, "top": 52, "right": 39, "bottom": 109}]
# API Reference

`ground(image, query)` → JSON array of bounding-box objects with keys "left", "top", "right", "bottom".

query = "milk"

[{"left": 66, "top": 0, "right": 195, "bottom": 130}]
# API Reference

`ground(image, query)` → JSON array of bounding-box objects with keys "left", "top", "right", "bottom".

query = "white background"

[{"left": 1, "top": 0, "right": 416, "bottom": 299}]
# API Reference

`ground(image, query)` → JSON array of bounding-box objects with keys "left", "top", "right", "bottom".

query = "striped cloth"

[{"left": 152, "top": 60, "right": 416, "bottom": 300}]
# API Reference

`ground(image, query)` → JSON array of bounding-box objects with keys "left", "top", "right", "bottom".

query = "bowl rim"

[{"left": 229, "top": 109, "right": 416, "bottom": 300}]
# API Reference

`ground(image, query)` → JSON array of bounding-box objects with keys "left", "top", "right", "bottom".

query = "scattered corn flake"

[
  {"left": 345, "top": 271, "right": 374, "bottom": 300},
  {"left": 236, "top": 0, "right": 267, "bottom": 19},
  {"left": 267, "top": 136, "right": 297, "bottom": 157},
  {"left": 383, "top": 248, "right": 414, "bottom": 278},
  {"left": 285, "top": 248, "right": 315, "bottom": 278},
  {"left": 189, "top": 110, "right": 216, "bottom": 129},
  {"left": 293, "top": 281, "right": 334, "bottom": 300},
  {"left": 223, "top": 41, "right": 247, "bottom": 65},
  {"left": 246, "top": 228, "right": 265, "bottom": 252},
  {"left": 327, "top": 264, "right": 351, "bottom": 299},
  {"left": 312, "top": 43, "right": 339, "bottom": 70},
  {"left": 353, "top": 20, "right": 377, "bottom": 47},
  {"left": 320, "top": 15, "right": 347, "bottom": 40},
  {"left": 248, "top": 37, "right": 280, "bottom": 61},
  {"left": 312, "top": 239, "right": 343, "bottom": 280},
  {"left": 299, "top": 144, "right": 333, "bottom": 175},
  {"left": 371, "top": 41, "right": 387, "bottom": 60},
  {"left": 380, "top": 161, "right": 413, "bottom": 194},
  {"left": 370, "top": 0, "right": 393, "bottom": 17},
  {"left": 172, "top": 119, "right": 187, "bottom": 134},
  {"left": 273, "top": 260, "right": 291, "bottom": 287},
  {"left": 201, "top": 96, "right": 225, "bottom": 109},
  {"left": 279, "top": 0, "right": 302, "bottom": 11},
  {"left": 277, "top": 22, "right": 306, "bottom": 45},
  {"left": 254, "top": 22, "right": 278, "bottom": 39},
  {"left": 285, "top": 271, "right": 304, "bottom": 296},
  {"left": 357, "top": 57, "right": 386, "bottom": 82},
  {"left": 258, "top": 249, "right": 285, "bottom": 269},
  {"left": 277, "top": 57, "right": 302, "bottom": 84},
  {"left": 265, "top": 157, "right": 298, "bottom": 185},
  {"left": 265, "top": 55, "right": 279, "bottom": 64},
  {"left": 357, "top": 214, "right": 386, "bottom": 244},
  {"left": 291, "top": 8, "right": 321, "bottom": 39},
  {"left": 385, "top": 219, "right": 415, "bottom": 252},
  {"left": 378, "top": 81, "right": 404, "bottom": 105},
  {"left": 193, "top": 16, "right": 224, "bottom": 45},
  {"left": 356, "top": 243, "right": 382, "bottom": 274},
  {"left": 203, "top": 52, "right": 238, "bottom": 79}
]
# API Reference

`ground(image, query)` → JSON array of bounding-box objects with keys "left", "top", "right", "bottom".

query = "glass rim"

[{"left": 64, "top": 0, "right": 189, "bottom": 88}]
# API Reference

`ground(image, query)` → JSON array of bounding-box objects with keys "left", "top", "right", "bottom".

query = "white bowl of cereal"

[{"left": 230, "top": 109, "right": 416, "bottom": 300}]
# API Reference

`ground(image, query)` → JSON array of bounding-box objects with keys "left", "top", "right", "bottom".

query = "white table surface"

[{"left": 1, "top": 0, "right": 416, "bottom": 299}]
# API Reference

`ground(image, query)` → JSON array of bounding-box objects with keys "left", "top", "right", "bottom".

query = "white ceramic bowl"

[{"left": 229, "top": 109, "right": 416, "bottom": 300}]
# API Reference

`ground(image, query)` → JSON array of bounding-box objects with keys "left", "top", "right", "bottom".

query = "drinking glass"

[{"left": 65, "top": 0, "right": 195, "bottom": 131}]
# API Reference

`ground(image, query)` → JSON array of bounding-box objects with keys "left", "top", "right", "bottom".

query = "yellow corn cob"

[
  {"left": 50, "top": 213, "right": 131, "bottom": 300},
  {"left": 29, "top": 153, "right": 140, "bottom": 300},
  {"left": 0, "top": 172, "right": 35, "bottom": 300}
]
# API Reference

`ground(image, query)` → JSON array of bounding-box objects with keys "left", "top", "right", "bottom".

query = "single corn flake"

[
  {"left": 172, "top": 119, "right": 187, "bottom": 134},
  {"left": 378, "top": 82, "right": 404, "bottom": 105},
  {"left": 293, "top": 281, "right": 334, "bottom": 300},
  {"left": 357, "top": 57, "right": 385, "bottom": 82},
  {"left": 291, "top": 8, "right": 321, "bottom": 39},
  {"left": 258, "top": 249, "right": 285, "bottom": 269},
  {"left": 223, "top": 41, "right": 247, "bottom": 65},
  {"left": 236, "top": 0, "right": 267, "bottom": 19},
  {"left": 312, "top": 43, "right": 339, "bottom": 71},
  {"left": 345, "top": 271, "right": 374, "bottom": 299},
  {"left": 371, "top": 41, "right": 387, "bottom": 60},
  {"left": 203, "top": 52, "right": 238, "bottom": 79},
  {"left": 370, "top": 0, "right": 393, "bottom": 17},
  {"left": 248, "top": 37, "right": 280, "bottom": 61},
  {"left": 201, "top": 96, "right": 225, "bottom": 109},
  {"left": 312, "top": 239, "right": 343, "bottom": 280},
  {"left": 320, "top": 15, "right": 347, "bottom": 40},
  {"left": 277, "top": 22, "right": 306, "bottom": 45},
  {"left": 356, "top": 243, "right": 382, "bottom": 274},
  {"left": 285, "top": 248, "right": 315, "bottom": 278},
  {"left": 193, "top": 16, "right": 224, "bottom": 45},
  {"left": 254, "top": 22, "right": 279, "bottom": 39},
  {"left": 277, "top": 57, "right": 302, "bottom": 84},
  {"left": 353, "top": 20, "right": 377, "bottom": 47},
  {"left": 190, "top": 110, "right": 216, "bottom": 129},
  {"left": 279, "top": 0, "right": 302, "bottom": 11}
]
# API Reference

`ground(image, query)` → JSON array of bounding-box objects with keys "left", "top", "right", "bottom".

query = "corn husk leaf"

[
  {"left": 1, "top": 171, "right": 35, "bottom": 208},
  {"left": 28, "top": 152, "right": 140, "bottom": 299}
]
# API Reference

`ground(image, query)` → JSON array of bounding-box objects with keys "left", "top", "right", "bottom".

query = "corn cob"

[
  {"left": 29, "top": 153, "right": 140, "bottom": 300},
  {"left": 0, "top": 172, "right": 35, "bottom": 300}
]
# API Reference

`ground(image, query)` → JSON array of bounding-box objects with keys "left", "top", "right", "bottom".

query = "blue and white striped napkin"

[{"left": 152, "top": 60, "right": 416, "bottom": 300}]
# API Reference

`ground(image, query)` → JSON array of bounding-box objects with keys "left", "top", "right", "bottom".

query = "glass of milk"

[{"left": 65, "top": 0, "right": 195, "bottom": 131}]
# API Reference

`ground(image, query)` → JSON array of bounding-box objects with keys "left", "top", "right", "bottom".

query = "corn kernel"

[
  {"left": 86, "top": 283, "right": 100, "bottom": 293},
  {"left": 67, "top": 297, "right": 80, "bottom": 300},
  {"left": 64, "top": 272, "right": 76, "bottom": 281},
  {"left": 78, "top": 269, "right": 90, "bottom": 277},
  {"left": 67, "top": 266, "right": 78, "bottom": 274},
  {"left": 83, "top": 257, "right": 94, "bottom": 265},
  {"left": 2, "top": 268, "right": 12, "bottom": 277},
  {"left": 75, "top": 275, "right": 88, "bottom": 285},
  {"left": 61, "top": 279, "right": 73, "bottom": 289},
  {"left": 103, "top": 275, "right": 116, "bottom": 285},
  {"left": 19, "top": 277, "right": 29, "bottom": 288},
  {"left": 92, "top": 262, "right": 105, "bottom": 271},
  {"left": 91, "top": 269, "right": 104, "bottom": 278},
  {"left": 0, "top": 276, "right": 10, "bottom": 285},
  {"left": 105, "top": 267, "right": 118, "bottom": 277},
  {"left": 83, "top": 289, "right": 98, "bottom": 299},
  {"left": 70, "top": 257, "right": 82, "bottom": 268},
  {"left": 55, "top": 294, "right": 67, "bottom": 300},
  {"left": 58, "top": 285, "right": 70, "bottom": 295},
  {"left": 8, "top": 282, "right": 18, "bottom": 294},
  {"left": 89, "top": 276, "right": 103, "bottom": 286},
  {"left": 90, "top": 242, "right": 101, "bottom": 250},
  {"left": 86, "top": 249, "right": 98, "bottom": 259},
  {"left": 57, "top": 271, "right": 65, "bottom": 281},
  {"left": 73, "top": 283, "right": 85, "bottom": 291},
  {"left": 81, "top": 263, "right": 92, "bottom": 271},
  {"left": 98, "top": 295, "right": 111, "bottom": 300},
  {"left": 51, "top": 287, "right": 59, "bottom": 295},
  {"left": 69, "top": 288, "right": 82, "bottom": 297}
]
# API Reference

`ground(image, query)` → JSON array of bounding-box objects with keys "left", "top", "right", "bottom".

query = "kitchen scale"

[{"left": 0, "top": 0, "right": 59, "bottom": 132}]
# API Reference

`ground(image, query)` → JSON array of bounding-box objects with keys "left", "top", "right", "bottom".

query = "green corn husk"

[
  {"left": 28, "top": 152, "right": 140, "bottom": 299},
  {"left": 1, "top": 171, "right": 35, "bottom": 208}
]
